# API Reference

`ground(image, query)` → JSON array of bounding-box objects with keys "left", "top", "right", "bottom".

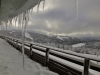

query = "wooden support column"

[
  {"left": 16, "top": 40, "right": 18, "bottom": 49},
  {"left": 13, "top": 39, "right": 15, "bottom": 46},
  {"left": 83, "top": 58, "right": 90, "bottom": 75},
  {"left": 45, "top": 48, "right": 50, "bottom": 67},
  {"left": 30, "top": 44, "right": 33, "bottom": 58}
]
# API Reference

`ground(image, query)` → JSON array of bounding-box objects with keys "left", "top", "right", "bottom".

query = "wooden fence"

[{"left": 1, "top": 36, "right": 100, "bottom": 75}]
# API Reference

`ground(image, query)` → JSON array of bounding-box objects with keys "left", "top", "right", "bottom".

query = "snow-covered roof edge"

[{"left": 0, "top": 0, "right": 43, "bottom": 25}]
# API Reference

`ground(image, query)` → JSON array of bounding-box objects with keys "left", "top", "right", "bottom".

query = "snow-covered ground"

[
  {"left": 25, "top": 32, "right": 33, "bottom": 40},
  {"left": 0, "top": 38, "right": 58, "bottom": 75},
  {"left": 72, "top": 43, "right": 85, "bottom": 47}
]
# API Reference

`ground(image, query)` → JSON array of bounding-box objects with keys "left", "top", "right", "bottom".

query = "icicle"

[
  {"left": 43, "top": 0, "right": 46, "bottom": 10},
  {"left": 11, "top": 18, "right": 13, "bottom": 27},
  {"left": 7, "top": 20, "right": 9, "bottom": 29},
  {"left": 27, "top": 10, "right": 30, "bottom": 22},
  {"left": 1, "top": 25, "right": 3, "bottom": 30},
  {"left": 3, "top": 21, "right": 8, "bottom": 37},
  {"left": 75, "top": 0, "right": 78, "bottom": 20},
  {"left": 29, "top": 9, "right": 32, "bottom": 15},
  {"left": 20, "top": 13, "right": 24, "bottom": 28},
  {"left": 30, "top": 8, "right": 33, "bottom": 15},
  {"left": 2, "top": 22, "right": 4, "bottom": 30},
  {"left": 25, "top": 10, "right": 29, "bottom": 23},
  {"left": 14, "top": 17, "right": 16, "bottom": 27},
  {"left": 21, "top": 13, "right": 25, "bottom": 69},
  {"left": 21, "top": 12, "right": 29, "bottom": 69},
  {"left": 13, "top": 17, "right": 16, "bottom": 27},
  {"left": 1, "top": 22, "right": 3, "bottom": 30},
  {"left": 18, "top": 14, "right": 22, "bottom": 28},
  {"left": 4, "top": 22, "right": 6, "bottom": 30},
  {"left": 37, "top": 0, "right": 41, "bottom": 13},
  {"left": 0, "top": 23, "right": 2, "bottom": 30},
  {"left": 16, "top": 15, "right": 18, "bottom": 28},
  {"left": 21, "top": 22, "right": 25, "bottom": 69},
  {"left": 18, "top": 14, "right": 21, "bottom": 28},
  {"left": 9, "top": 18, "right": 12, "bottom": 27},
  {"left": 17, "top": 15, "right": 20, "bottom": 28},
  {"left": 16, "top": 16, "right": 18, "bottom": 28},
  {"left": 15, "top": 17, "right": 17, "bottom": 27},
  {"left": 4, "top": 22, "right": 5, "bottom": 30},
  {"left": 5, "top": 23, "right": 7, "bottom": 32}
]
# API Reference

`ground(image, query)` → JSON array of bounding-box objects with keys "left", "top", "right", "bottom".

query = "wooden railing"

[{"left": 1, "top": 36, "right": 100, "bottom": 75}]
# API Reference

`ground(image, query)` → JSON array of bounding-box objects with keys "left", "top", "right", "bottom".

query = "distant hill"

[
  {"left": 28, "top": 31, "right": 84, "bottom": 45},
  {"left": 0, "top": 30, "right": 83, "bottom": 45},
  {"left": 78, "top": 37, "right": 100, "bottom": 42},
  {"left": 0, "top": 30, "right": 100, "bottom": 55}
]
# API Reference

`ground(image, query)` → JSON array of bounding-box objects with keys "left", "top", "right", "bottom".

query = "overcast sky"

[{"left": 27, "top": 0, "right": 100, "bottom": 38}]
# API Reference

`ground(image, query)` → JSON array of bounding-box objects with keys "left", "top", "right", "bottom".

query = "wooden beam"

[
  {"left": 83, "top": 58, "right": 90, "bottom": 75},
  {"left": 45, "top": 48, "right": 50, "bottom": 67}
]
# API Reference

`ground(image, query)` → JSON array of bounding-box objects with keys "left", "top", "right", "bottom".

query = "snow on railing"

[{"left": 1, "top": 36, "right": 100, "bottom": 75}]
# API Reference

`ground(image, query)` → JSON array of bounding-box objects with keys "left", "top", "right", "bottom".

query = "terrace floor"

[{"left": 0, "top": 38, "right": 58, "bottom": 75}]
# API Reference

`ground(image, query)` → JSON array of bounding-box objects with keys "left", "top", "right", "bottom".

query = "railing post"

[
  {"left": 13, "top": 39, "right": 15, "bottom": 46},
  {"left": 16, "top": 40, "right": 18, "bottom": 49},
  {"left": 83, "top": 58, "right": 90, "bottom": 75},
  {"left": 45, "top": 48, "right": 50, "bottom": 67},
  {"left": 16, "top": 40, "right": 18, "bottom": 45},
  {"left": 30, "top": 44, "right": 33, "bottom": 58},
  {"left": 10, "top": 38, "right": 12, "bottom": 44}
]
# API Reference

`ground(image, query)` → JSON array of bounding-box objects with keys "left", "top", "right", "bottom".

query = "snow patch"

[
  {"left": 25, "top": 32, "right": 33, "bottom": 40},
  {"left": 57, "top": 36, "right": 63, "bottom": 40},
  {"left": 57, "top": 36, "right": 72, "bottom": 40},
  {"left": 9, "top": 31, "right": 15, "bottom": 33},
  {"left": 72, "top": 43, "right": 85, "bottom": 47}
]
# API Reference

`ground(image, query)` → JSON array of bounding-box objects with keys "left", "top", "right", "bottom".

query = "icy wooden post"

[
  {"left": 83, "top": 58, "right": 90, "bottom": 75},
  {"left": 16, "top": 40, "right": 18, "bottom": 45},
  {"left": 10, "top": 38, "right": 11, "bottom": 42},
  {"left": 13, "top": 39, "right": 15, "bottom": 46},
  {"left": 45, "top": 48, "right": 50, "bottom": 67},
  {"left": 11, "top": 38, "right": 13, "bottom": 45},
  {"left": 30, "top": 44, "right": 33, "bottom": 58},
  {"left": 16, "top": 40, "right": 18, "bottom": 49}
]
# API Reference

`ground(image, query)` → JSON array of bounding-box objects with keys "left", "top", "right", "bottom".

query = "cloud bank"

[{"left": 27, "top": 0, "right": 100, "bottom": 38}]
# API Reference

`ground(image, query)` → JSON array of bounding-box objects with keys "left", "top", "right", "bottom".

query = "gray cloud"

[{"left": 27, "top": 0, "right": 100, "bottom": 37}]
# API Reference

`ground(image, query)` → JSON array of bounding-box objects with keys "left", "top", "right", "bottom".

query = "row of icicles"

[
  {"left": 0, "top": 0, "right": 47, "bottom": 69},
  {"left": 1, "top": 0, "right": 78, "bottom": 30},
  {"left": 1, "top": 0, "right": 46, "bottom": 30},
  {"left": 0, "top": 0, "right": 78, "bottom": 69}
]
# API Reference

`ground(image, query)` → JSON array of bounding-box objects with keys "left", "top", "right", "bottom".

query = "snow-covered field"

[{"left": 0, "top": 38, "right": 58, "bottom": 75}]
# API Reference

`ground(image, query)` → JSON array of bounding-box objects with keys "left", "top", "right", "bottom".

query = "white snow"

[
  {"left": 57, "top": 36, "right": 63, "bottom": 40},
  {"left": 0, "top": 38, "right": 58, "bottom": 75},
  {"left": 25, "top": 32, "right": 33, "bottom": 40},
  {"left": 57, "top": 36, "right": 71, "bottom": 40},
  {"left": 72, "top": 43, "right": 85, "bottom": 47},
  {"left": 9, "top": 31, "right": 15, "bottom": 33}
]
